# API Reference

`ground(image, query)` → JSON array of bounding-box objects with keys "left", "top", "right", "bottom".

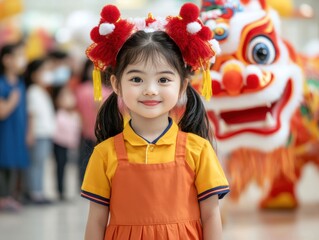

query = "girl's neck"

[
  {"left": 130, "top": 115, "right": 170, "bottom": 143},
  {"left": 5, "top": 71, "right": 19, "bottom": 84}
]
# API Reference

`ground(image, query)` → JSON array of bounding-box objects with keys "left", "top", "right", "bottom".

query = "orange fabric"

[{"left": 105, "top": 131, "right": 202, "bottom": 240}]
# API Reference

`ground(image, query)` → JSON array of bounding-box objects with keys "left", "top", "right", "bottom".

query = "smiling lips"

[{"left": 140, "top": 100, "right": 161, "bottom": 106}]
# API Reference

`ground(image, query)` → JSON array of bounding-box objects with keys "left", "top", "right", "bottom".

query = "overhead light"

[
  {"left": 298, "top": 4, "right": 314, "bottom": 18},
  {"left": 115, "top": 0, "right": 147, "bottom": 9}
]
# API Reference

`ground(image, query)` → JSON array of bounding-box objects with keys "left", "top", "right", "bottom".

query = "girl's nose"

[{"left": 143, "top": 82, "right": 158, "bottom": 95}]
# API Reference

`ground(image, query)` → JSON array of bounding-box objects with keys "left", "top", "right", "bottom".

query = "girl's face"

[
  {"left": 112, "top": 54, "right": 184, "bottom": 122},
  {"left": 3, "top": 46, "right": 27, "bottom": 74},
  {"left": 33, "top": 62, "right": 54, "bottom": 87}
]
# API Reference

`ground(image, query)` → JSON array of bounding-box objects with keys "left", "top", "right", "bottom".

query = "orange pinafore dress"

[{"left": 105, "top": 131, "right": 203, "bottom": 239}]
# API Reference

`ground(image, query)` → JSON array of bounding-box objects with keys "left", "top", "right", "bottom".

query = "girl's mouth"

[{"left": 140, "top": 100, "right": 161, "bottom": 106}]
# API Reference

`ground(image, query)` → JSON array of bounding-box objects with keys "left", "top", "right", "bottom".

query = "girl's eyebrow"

[
  {"left": 126, "top": 69, "right": 175, "bottom": 75},
  {"left": 126, "top": 69, "right": 143, "bottom": 74}
]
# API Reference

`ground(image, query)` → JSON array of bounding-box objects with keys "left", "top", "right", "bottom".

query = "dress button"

[{"left": 150, "top": 145, "right": 154, "bottom": 151}]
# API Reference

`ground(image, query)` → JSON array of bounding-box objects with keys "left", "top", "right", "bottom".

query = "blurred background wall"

[
  {"left": 1, "top": 0, "right": 319, "bottom": 207},
  {"left": 1, "top": 0, "right": 318, "bottom": 69}
]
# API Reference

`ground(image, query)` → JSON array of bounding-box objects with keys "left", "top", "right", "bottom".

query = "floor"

[{"left": 1, "top": 159, "right": 319, "bottom": 240}]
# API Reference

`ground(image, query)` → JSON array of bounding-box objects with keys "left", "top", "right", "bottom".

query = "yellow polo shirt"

[{"left": 81, "top": 121, "right": 229, "bottom": 206}]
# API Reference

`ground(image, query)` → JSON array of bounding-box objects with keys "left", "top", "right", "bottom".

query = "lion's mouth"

[{"left": 208, "top": 79, "right": 293, "bottom": 139}]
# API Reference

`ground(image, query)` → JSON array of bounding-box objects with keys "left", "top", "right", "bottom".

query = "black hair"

[
  {"left": 47, "top": 50, "right": 68, "bottom": 60},
  {"left": 24, "top": 58, "right": 47, "bottom": 89},
  {"left": 80, "top": 58, "right": 93, "bottom": 83},
  {"left": 95, "top": 31, "right": 213, "bottom": 145},
  {"left": 0, "top": 40, "right": 25, "bottom": 75}
]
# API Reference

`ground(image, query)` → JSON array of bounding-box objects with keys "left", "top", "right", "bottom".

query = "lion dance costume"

[{"left": 199, "top": 0, "right": 319, "bottom": 209}]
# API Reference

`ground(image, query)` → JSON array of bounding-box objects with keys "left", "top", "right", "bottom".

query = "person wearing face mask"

[
  {"left": 0, "top": 40, "right": 28, "bottom": 212},
  {"left": 24, "top": 57, "right": 56, "bottom": 205},
  {"left": 47, "top": 50, "right": 72, "bottom": 87}
]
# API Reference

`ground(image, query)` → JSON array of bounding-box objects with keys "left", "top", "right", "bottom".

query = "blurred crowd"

[{"left": 0, "top": 39, "right": 112, "bottom": 212}]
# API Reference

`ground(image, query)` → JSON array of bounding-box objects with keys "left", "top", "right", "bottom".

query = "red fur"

[
  {"left": 198, "top": 27, "right": 212, "bottom": 41},
  {"left": 180, "top": 3, "right": 199, "bottom": 22},
  {"left": 88, "top": 20, "right": 134, "bottom": 69},
  {"left": 100, "top": 5, "right": 120, "bottom": 23},
  {"left": 145, "top": 16, "right": 156, "bottom": 26},
  {"left": 166, "top": 20, "right": 214, "bottom": 69},
  {"left": 90, "top": 26, "right": 104, "bottom": 43},
  {"left": 166, "top": 18, "right": 189, "bottom": 50},
  {"left": 166, "top": 4, "right": 215, "bottom": 70},
  {"left": 87, "top": 3, "right": 215, "bottom": 71}
]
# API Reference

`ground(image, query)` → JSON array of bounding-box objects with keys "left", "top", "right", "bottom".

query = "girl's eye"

[
  {"left": 159, "top": 78, "right": 170, "bottom": 84},
  {"left": 130, "top": 77, "right": 142, "bottom": 83}
]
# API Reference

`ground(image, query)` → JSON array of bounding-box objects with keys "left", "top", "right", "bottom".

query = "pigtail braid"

[
  {"left": 95, "top": 92, "right": 124, "bottom": 143},
  {"left": 178, "top": 84, "right": 213, "bottom": 143}
]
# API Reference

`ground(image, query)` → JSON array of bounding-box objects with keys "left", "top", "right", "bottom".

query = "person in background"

[
  {"left": 52, "top": 85, "right": 81, "bottom": 201},
  {"left": 0, "top": 40, "right": 28, "bottom": 212},
  {"left": 25, "top": 58, "right": 55, "bottom": 204},
  {"left": 75, "top": 59, "right": 112, "bottom": 187},
  {"left": 47, "top": 50, "right": 72, "bottom": 88}
]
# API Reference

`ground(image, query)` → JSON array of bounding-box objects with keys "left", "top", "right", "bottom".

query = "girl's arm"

[
  {"left": 0, "top": 89, "right": 20, "bottom": 119},
  {"left": 200, "top": 195, "right": 223, "bottom": 240},
  {"left": 85, "top": 201, "right": 109, "bottom": 240},
  {"left": 26, "top": 114, "right": 35, "bottom": 146}
]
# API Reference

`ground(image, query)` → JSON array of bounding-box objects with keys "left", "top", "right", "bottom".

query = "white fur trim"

[
  {"left": 128, "top": 17, "right": 146, "bottom": 31},
  {"left": 187, "top": 22, "right": 201, "bottom": 34},
  {"left": 99, "top": 23, "right": 115, "bottom": 35},
  {"left": 210, "top": 56, "right": 216, "bottom": 64},
  {"left": 209, "top": 39, "right": 221, "bottom": 55},
  {"left": 148, "top": 18, "right": 167, "bottom": 31}
]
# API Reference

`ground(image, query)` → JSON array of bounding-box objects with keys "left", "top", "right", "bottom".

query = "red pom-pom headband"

[{"left": 87, "top": 3, "right": 219, "bottom": 101}]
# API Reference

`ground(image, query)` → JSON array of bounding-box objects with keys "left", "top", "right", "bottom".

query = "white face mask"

[
  {"left": 53, "top": 66, "right": 71, "bottom": 86},
  {"left": 41, "top": 71, "right": 54, "bottom": 86}
]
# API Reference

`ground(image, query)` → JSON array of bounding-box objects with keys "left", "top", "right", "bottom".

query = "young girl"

[
  {"left": 25, "top": 58, "right": 56, "bottom": 204},
  {"left": 81, "top": 3, "right": 229, "bottom": 240},
  {"left": 52, "top": 85, "right": 81, "bottom": 200},
  {"left": 0, "top": 40, "right": 28, "bottom": 211}
]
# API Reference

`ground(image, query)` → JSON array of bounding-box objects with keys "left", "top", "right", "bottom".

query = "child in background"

[
  {"left": 81, "top": 3, "right": 229, "bottom": 240},
  {"left": 25, "top": 58, "right": 56, "bottom": 204},
  {"left": 52, "top": 85, "right": 81, "bottom": 201},
  {"left": 75, "top": 59, "right": 112, "bottom": 186},
  {"left": 0, "top": 40, "right": 28, "bottom": 212}
]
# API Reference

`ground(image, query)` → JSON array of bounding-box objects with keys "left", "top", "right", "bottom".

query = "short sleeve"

[
  {"left": 81, "top": 147, "right": 111, "bottom": 206},
  {"left": 0, "top": 78, "right": 9, "bottom": 99},
  {"left": 26, "top": 87, "right": 37, "bottom": 114},
  {"left": 195, "top": 140, "right": 230, "bottom": 201}
]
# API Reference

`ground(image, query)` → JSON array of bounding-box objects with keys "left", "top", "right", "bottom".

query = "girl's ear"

[
  {"left": 110, "top": 75, "right": 120, "bottom": 95},
  {"left": 179, "top": 78, "right": 189, "bottom": 97}
]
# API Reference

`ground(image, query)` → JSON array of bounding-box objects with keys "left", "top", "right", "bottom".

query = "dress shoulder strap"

[
  {"left": 175, "top": 131, "right": 187, "bottom": 163},
  {"left": 113, "top": 133, "right": 128, "bottom": 162}
]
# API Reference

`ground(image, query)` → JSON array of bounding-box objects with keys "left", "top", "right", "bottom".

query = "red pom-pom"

[
  {"left": 180, "top": 3, "right": 199, "bottom": 22},
  {"left": 90, "top": 26, "right": 104, "bottom": 42},
  {"left": 198, "top": 26, "right": 212, "bottom": 41},
  {"left": 100, "top": 5, "right": 120, "bottom": 23}
]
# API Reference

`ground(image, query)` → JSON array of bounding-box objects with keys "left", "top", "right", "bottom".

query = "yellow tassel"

[
  {"left": 92, "top": 67, "right": 102, "bottom": 102},
  {"left": 201, "top": 63, "right": 212, "bottom": 101}
]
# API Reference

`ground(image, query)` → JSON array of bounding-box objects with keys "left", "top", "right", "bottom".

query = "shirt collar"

[{"left": 123, "top": 118, "right": 178, "bottom": 146}]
